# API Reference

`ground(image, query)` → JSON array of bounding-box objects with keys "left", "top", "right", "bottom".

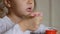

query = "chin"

[{"left": 24, "top": 12, "right": 31, "bottom": 16}]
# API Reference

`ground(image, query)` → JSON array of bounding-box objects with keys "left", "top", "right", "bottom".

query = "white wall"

[
  {"left": 36, "top": 0, "right": 50, "bottom": 26},
  {"left": 51, "top": 0, "right": 60, "bottom": 33},
  {"left": 36, "top": 0, "right": 60, "bottom": 34}
]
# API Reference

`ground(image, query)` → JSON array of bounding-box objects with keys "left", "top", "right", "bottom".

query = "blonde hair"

[{"left": 0, "top": 2, "right": 8, "bottom": 18}]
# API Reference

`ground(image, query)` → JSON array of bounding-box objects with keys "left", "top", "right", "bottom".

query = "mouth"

[{"left": 26, "top": 7, "right": 33, "bottom": 12}]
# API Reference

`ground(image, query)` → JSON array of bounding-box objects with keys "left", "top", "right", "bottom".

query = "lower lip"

[{"left": 26, "top": 9, "right": 32, "bottom": 12}]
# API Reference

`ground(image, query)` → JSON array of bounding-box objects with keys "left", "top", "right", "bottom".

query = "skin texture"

[{"left": 3, "top": 0, "right": 43, "bottom": 32}]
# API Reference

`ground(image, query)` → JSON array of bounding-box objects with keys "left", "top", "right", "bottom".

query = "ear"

[{"left": 3, "top": 0, "right": 11, "bottom": 7}]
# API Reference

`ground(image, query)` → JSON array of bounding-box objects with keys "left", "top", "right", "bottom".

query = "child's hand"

[
  {"left": 18, "top": 11, "right": 43, "bottom": 31},
  {"left": 27, "top": 12, "right": 43, "bottom": 31}
]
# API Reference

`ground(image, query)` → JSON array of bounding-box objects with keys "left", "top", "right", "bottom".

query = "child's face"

[{"left": 8, "top": 0, "right": 35, "bottom": 16}]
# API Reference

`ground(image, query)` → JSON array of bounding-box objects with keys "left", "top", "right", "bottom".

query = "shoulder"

[
  {"left": 0, "top": 16, "right": 15, "bottom": 30},
  {"left": 0, "top": 17, "right": 7, "bottom": 34},
  {"left": 0, "top": 16, "right": 15, "bottom": 25},
  {"left": 0, "top": 17, "right": 6, "bottom": 26},
  {"left": 0, "top": 16, "right": 15, "bottom": 34},
  {"left": 4, "top": 24, "right": 21, "bottom": 34},
  {"left": 0, "top": 16, "right": 7, "bottom": 23},
  {"left": 0, "top": 16, "right": 9, "bottom": 26}
]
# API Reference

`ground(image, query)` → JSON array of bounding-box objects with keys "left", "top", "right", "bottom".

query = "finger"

[
  {"left": 40, "top": 12, "right": 43, "bottom": 21},
  {"left": 31, "top": 12, "right": 43, "bottom": 17},
  {"left": 33, "top": 12, "right": 43, "bottom": 26},
  {"left": 29, "top": 12, "right": 40, "bottom": 17},
  {"left": 34, "top": 12, "right": 43, "bottom": 17},
  {"left": 40, "top": 12, "right": 43, "bottom": 17},
  {"left": 26, "top": 11, "right": 40, "bottom": 18}
]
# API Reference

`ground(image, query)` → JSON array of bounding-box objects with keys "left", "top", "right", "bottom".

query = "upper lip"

[{"left": 27, "top": 6, "right": 32, "bottom": 9}]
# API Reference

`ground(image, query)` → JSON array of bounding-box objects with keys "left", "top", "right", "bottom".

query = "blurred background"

[
  {"left": 0, "top": 0, "right": 60, "bottom": 34},
  {"left": 36, "top": 0, "right": 60, "bottom": 34}
]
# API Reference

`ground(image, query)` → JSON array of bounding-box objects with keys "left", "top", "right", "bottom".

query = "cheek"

[
  {"left": 16, "top": 3, "right": 27, "bottom": 12},
  {"left": 15, "top": 0, "right": 26, "bottom": 8}
]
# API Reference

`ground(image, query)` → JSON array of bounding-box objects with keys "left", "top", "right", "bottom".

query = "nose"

[{"left": 27, "top": 0, "right": 33, "bottom": 4}]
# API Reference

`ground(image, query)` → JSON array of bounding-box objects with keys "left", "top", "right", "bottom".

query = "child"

[{"left": 0, "top": 0, "right": 49, "bottom": 34}]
